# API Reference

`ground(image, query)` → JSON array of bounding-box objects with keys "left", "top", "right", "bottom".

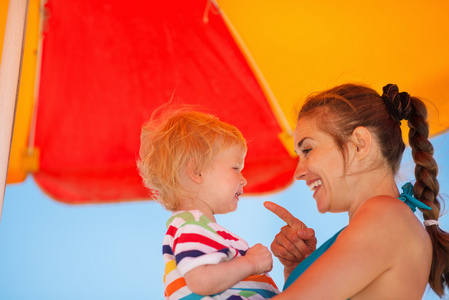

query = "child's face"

[{"left": 199, "top": 145, "right": 247, "bottom": 216}]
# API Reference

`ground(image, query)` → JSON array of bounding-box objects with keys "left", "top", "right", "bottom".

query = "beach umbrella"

[{"left": 3, "top": 0, "right": 449, "bottom": 207}]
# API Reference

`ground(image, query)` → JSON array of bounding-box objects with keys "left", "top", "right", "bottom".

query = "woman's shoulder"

[
  {"left": 345, "top": 194, "right": 430, "bottom": 253},
  {"left": 340, "top": 197, "right": 432, "bottom": 298},
  {"left": 355, "top": 194, "right": 416, "bottom": 223}
]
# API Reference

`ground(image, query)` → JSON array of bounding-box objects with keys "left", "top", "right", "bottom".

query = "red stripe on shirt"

[
  {"left": 166, "top": 225, "right": 178, "bottom": 237},
  {"left": 173, "top": 233, "right": 227, "bottom": 253},
  {"left": 216, "top": 230, "right": 239, "bottom": 241}
]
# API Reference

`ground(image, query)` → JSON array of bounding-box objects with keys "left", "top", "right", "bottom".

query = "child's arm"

[{"left": 184, "top": 243, "right": 273, "bottom": 295}]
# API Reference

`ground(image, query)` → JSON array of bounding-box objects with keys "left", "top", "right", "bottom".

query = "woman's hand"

[{"left": 264, "top": 201, "right": 317, "bottom": 279}]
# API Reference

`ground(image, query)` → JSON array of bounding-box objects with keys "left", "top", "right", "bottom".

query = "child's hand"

[{"left": 245, "top": 243, "right": 273, "bottom": 274}]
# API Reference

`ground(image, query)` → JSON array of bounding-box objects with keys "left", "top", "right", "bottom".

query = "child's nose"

[{"left": 240, "top": 174, "right": 247, "bottom": 186}]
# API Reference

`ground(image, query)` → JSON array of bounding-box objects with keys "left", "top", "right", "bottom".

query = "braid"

[
  {"left": 408, "top": 98, "right": 439, "bottom": 208},
  {"left": 408, "top": 97, "right": 449, "bottom": 297},
  {"left": 382, "top": 84, "right": 412, "bottom": 124}
]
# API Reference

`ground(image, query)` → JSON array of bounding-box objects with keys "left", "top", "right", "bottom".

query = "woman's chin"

[{"left": 315, "top": 201, "right": 329, "bottom": 214}]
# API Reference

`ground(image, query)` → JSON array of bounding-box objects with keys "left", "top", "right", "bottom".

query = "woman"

[{"left": 265, "top": 83, "right": 449, "bottom": 299}]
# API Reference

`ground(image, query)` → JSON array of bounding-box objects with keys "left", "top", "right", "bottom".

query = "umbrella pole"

[{"left": 0, "top": 0, "right": 29, "bottom": 224}]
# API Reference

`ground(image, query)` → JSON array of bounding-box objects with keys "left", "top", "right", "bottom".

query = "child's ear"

[
  {"left": 351, "top": 126, "right": 371, "bottom": 160},
  {"left": 186, "top": 158, "right": 203, "bottom": 183}
]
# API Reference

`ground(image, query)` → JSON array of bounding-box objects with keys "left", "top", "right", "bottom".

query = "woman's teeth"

[{"left": 308, "top": 179, "right": 322, "bottom": 192}]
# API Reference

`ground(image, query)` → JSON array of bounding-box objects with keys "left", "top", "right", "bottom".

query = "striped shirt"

[{"left": 163, "top": 210, "right": 280, "bottom": 299}]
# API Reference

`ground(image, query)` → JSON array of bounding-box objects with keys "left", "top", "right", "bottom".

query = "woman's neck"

[{"left": 347, "top": 169, "right": 398, "bottom": 221}]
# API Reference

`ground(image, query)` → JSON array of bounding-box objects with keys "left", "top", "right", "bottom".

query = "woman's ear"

[
  {"left": 186, "top": 158, "right": 203, "bottom": 184},
  {"left": 351, "top": 126, "right": 372, "bottom": 160}
]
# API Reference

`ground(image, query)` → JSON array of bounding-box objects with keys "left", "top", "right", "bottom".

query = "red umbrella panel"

[{"left": 31, "top": 0, "right": 296, "bottom": 203}]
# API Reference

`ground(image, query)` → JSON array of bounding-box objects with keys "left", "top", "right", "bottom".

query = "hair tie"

[
  {"left": 398, "top": 182, "right": 431, "bottom": 212},
  {"left": 423, "top": 219, "right": 439, "bottom": 227},
  {"left": 381, "top": 84, "right": 412, "bottom": 124}
]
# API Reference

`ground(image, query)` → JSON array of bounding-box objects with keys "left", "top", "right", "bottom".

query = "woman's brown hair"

[{"left": 297, "top": 83, "right": 449, "bottom": 297}]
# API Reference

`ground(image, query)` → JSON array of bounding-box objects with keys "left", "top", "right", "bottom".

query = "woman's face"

[{"left": 293, "top": 117, "right": 353, "bottom": 213}]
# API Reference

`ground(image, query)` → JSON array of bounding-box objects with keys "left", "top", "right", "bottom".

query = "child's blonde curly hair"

[{"left": 137, "top": 108, "right": 247, "bottom": 211}]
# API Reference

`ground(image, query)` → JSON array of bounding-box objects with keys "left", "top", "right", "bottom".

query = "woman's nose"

[{"left": 294, "top": 158, "right": 307, "bottom": 181}]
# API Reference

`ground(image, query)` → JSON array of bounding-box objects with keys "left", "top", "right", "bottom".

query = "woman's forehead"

[{"left": 295, "top": 117, "right": 319, "bottom": 136}]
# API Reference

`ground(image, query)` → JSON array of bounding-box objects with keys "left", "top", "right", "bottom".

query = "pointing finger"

[{"left": 263, "top": 201, "right": 307, "bottom": 230}]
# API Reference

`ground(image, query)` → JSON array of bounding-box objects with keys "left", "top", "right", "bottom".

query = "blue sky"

[{"left": 1, "top": 134, "right": 449, "bottom": 299}]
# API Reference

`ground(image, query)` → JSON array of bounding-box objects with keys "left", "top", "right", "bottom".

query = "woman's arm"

[
  {"left": 184, "top": 243, "right": 273, "bottom": 295},
  {"left": 273, "top": 197, "right": 415, "bottom": 299}
]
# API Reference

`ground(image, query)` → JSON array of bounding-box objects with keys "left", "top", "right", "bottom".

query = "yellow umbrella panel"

[{"left": 216, "top": 0, "right": 449, "bottom": 140}]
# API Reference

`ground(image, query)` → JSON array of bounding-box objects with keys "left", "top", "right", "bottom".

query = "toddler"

[{"left": 138, "top": 108, "right": 280, "bottom": 299}]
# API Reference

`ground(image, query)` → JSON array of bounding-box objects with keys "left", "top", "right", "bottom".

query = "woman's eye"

[{"left": 302, "top": 148, "right": 312, "bottom": 156}]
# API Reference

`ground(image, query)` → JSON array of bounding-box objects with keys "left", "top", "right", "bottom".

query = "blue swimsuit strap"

[{"left": 398, "top": 182, "right": 431, "bottom": 212}]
